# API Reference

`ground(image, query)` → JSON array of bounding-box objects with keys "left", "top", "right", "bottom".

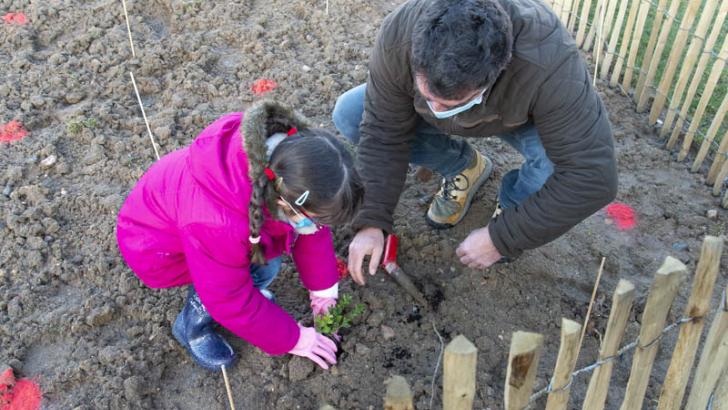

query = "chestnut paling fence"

[
  {"left": 551, "top": 0, "right": 728, "bottom": 205},
  {"left": 319, "top": 236, "right": 727, "bottom": 409}
]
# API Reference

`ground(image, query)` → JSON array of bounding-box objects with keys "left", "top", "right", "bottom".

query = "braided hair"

[{"left": 242, "top": 100, "right": 364, "bottom": 265}]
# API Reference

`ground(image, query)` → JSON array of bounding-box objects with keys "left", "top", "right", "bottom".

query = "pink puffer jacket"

[{"left": 116, "top": 112, "right": 339, "bottom": 355}]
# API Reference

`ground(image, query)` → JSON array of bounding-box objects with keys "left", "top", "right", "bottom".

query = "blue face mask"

[{"left": 426, "top": 89, "right": 486, "bottom": 119}]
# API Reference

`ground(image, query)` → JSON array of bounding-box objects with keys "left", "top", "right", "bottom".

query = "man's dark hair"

[{"left": 412, "top": 0, "right": 513, "bottom": 100}]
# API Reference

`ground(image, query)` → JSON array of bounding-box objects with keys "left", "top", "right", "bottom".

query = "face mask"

[
  {"left": 426, "top": 89, "right": 486, "bottom": 119},
  {"left": 277, "top": 209, "right": 320, "bottom": 235}
]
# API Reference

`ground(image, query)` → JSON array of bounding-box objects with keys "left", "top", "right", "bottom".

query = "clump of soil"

[{"left": 1, "top": 1, "right": 725, "bottom": 409}]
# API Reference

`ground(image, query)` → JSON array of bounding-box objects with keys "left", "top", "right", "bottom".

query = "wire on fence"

[{"left": 526, "top": 312, "right": 711, "bottom": 406}]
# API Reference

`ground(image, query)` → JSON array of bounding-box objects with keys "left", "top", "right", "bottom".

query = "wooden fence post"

[
  {"left": 609, "top": 0, "right": 640, "bottom": 88},
  {"left": 559, "top": 0, "right": 574, "bottom": 28},
  {"left": 620, "top": 0, "right": 651, "bottom": 92},
  {"left": 667, "top": 34, "right": 728, "bottom": 152},
  {"left": 620, "top": 256, "right": 686, "bottom": 410},
  {"left": 657, "top": 237, "right": 724, "bottom": 410},
  {"left": 633, "top": 0, "right": 670, "bottom": 102},
  {"left": 660, "top": 0, "right": 728, "bottom": 138},
  {"left": 443, "top": 335, "right": 477, "bottom": 410},
  {"left": 684, "top": 285, "right": 728, "bottom": 410},
  {"left": 505, "top": 331, "right": 544, "bottom": 410},
  {"left": 714, "top": 369, "right": 728, "bottom": 409},
  {"left": 697, "top": 93, "right": 728, "bottom": 177},
  {"left": 567, "top": 0, "right": 581, "bottom": 32},
  {"left": 582, "top": 280, "right": 636, "bottom": 410},
  {"left": 545, "top": 319, "right": 582, "bottom": 410},
  {"left": 643, "top": 0, "right": 702, "bottom": 118},
  {"left": 599, "top": 0, "right": 628, "bottom": 79},
  {"left": 384, "top": 376, "right": 414, "bottom": 410},
  {"left": 574, "top": 0, "right": 593, "bottom": 48}
]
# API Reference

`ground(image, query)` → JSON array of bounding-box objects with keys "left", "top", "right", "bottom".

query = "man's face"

[{"left": 415, "top": 75, "right": 485, "bottom": 113}]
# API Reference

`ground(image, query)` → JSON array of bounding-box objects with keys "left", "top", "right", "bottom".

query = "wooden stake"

[
  {"left": 325, "top": 0, "right": 329, "bottom": 16},
  {"left": 713, "top": 145, "right": 728, "bottom": 196},
  {"left": 633, "top": 0, "right": 670, "bottom": 106},
  {"left": 443, "top": 335, "right": 477, "bottom": 410},
  {"left": 641, "top": 0, "right": 702, "bottom": 118},
  {"left": 545, "top": 319, "right": 582, "bottom": 410},
  {"left": 675, "top": 37, "right": 728, "bottom": 161},
  {"left": 684, "top": 285, "right": 728, "bottom": 410},
  {"left": 620, "top": 256, "right": 686, "bottom": 410},
  {"left": 582, "top": 279, "right": 636, "bottom": 410},
  {"left": 582, "top": 0, "right": 603, "bottom": 52},
  {"left": 662, "top": 2, "right": 728, "bottom": 139},
  {"left": 560, "top": 0, "right": 574, "bottom": 27},
  {"left": 599, "top": 0, "right": 629, "bottom": 79},
  {"left": 714, "top": 369, "right": 728, "bottom": 409},
  {"left": 505, "top": 331, "right": 544, "bottom": 410},
  {"left": 621, "top": 0, "right": 651, "bottom": 92},
  {"left": 578, "top": 257, "right": 606, "bottom": 353},
  {"left": 384, "top": 376, "right": 414, "bottom": 410},
  {"left": 574, "top": 0, "right": 593, "bottom": 48},
  {"left": 567, "top": 0, "right": 581, "bottom": 32},
  {"left": 697, "top": 93, "right": 728, "bottom": 175},
  {"left": 221, "top": 365, "right": 236, "bottom": 410},
  {"left": 657, "top": 237, "right": 724, "bottom": 410},
  {"left": 592, "top": 0, "right": 608, "bottom": 87},
  {"left": 610, "top": 0, "right": 641, "bottom": 88},
  {"left": 121, "top": 0, "right": 136, "bottom": 58},
  {"left": 129, "top": 71, "right": 161, "bottom": 161}
]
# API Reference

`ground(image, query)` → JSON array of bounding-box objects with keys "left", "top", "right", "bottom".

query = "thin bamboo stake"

[
  {"left": 592, "top": 0, "right": 608, "bottom": 87},
  {"left": 600, "top": 0, "right": 630, "bottom": 79},
  {"left": 129, "top": 72, "right": 161, "bottom": 160},
  {"left": 620, "top": 256, "right": 686, "bottom": 410},
  {"left": 676, "top": 40, "right": 728, "bottom": 161},
  {"left": 610, "top": 0, "right": 641, "bottom": 88},
  {"left": 575, "top": 0, "right": 593, "bottom": 48},
  {"left": 567, "top": 0, "right": 581, "bottom": 32},
  {"left": 505, "top": 331, "right": 544, "bottom": 410},
  {"left": 578, "top": 257, "right": 606, "bottom": 352},
  {"left": 221, "top": 365, "right": 236, "bottom": 410},
  {"left": 641, "top": 0, "right": 702, "bottom": 117},
  {"left": 662, "top": 3, "right": 728, "bottom": 138},
  {"left": 651, "top": 0, "right": 720, "bottom": 127},
  {"left": 696, "top": 93, "right": 728, "bottom": 174},
  {"left": 713, "top": 153, "right": 728, "bottom": 197},
  {"left": 443, "top": 335, "right": 478, "bottom": 410},
  {"left": 325, "top": 0, "right": 329, "bottom": 16},
  {"left": 545, "top": 319, "right": 582, "bottom": 410},
  {"left": 384, "top": 376, "right": 414, "bottom": 410},
  {"left": 657, "top": 237, "right": 724, "bottom": 410},
  {"left": 633, "top": 0, "right": 670, "bottom": 104},
  {"left": 582, "top": 280, "right": 636, "bottom": 410},
  {"left": 121, "top": 0, "right": 136, "bottom": 58},
  {"left": 684, "top": 286, "right": 728, "bottom": 410},
  {"left": 621, "top": 0, "right": 651, "bottom": 93}
]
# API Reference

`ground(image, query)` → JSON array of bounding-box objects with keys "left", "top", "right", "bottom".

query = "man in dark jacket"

[{"left": 333, "top": 0, "right": 617, "bottom": 284}]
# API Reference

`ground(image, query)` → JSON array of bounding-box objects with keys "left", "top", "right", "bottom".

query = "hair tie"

[
  {"left": 264, "top": 167, "right": 276, "bottom": 181},
  {"left": 287, "top": 127, "right": 298, "bottom": 136},
  {"left": 249, "top": 235, "right": 261, "bottom": 244}
]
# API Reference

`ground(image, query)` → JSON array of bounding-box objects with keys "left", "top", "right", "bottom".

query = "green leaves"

[{"left": 314, "top": 294, "right": 366, "bottom": 335}]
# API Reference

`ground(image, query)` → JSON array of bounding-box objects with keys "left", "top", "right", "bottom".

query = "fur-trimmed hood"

[{"left": 240, "top": 99, "right": 310, "bottom": 150}]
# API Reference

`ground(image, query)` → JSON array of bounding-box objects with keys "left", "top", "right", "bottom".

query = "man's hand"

[
  {"left": 347, "top": 227, "right": 385, "bottom": 285},
  {"left": 456, "top": 225, "right": 503, "bottom": 269}
]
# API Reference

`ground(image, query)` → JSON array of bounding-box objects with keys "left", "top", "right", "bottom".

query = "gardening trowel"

[{"left": 382, "top": 234, "right": 429, "bottom": 308}]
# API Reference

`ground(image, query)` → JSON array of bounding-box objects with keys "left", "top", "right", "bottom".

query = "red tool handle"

[{"left": 382, "top": 234, "right": 399, "bottom": 267}]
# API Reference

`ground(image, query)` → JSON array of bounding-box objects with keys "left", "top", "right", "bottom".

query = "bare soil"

[{"left": 1, "top": 0, "right": 726, "bottom": 409}]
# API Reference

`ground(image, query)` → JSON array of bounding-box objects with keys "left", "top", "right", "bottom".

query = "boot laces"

[{"left": 442, "top": 174, "right": 470, "bottom": 200}]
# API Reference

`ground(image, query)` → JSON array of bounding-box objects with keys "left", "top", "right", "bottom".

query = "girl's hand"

[
  {"left": 310, "top": 295, "right": 337, "bottom": 317},
  {"left": 288, "top": 325, "right": 338, "bottom": 369}
]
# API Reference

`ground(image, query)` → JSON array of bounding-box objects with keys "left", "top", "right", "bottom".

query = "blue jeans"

[
  {"left": 332, "top": 83, "right": 554, "bottom": 209},
  {"left": 250, "top": 257, "right": 281, "bottom": 290}
]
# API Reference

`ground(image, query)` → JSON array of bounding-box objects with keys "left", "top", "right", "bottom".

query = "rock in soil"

[{"left": 288, "top": 356, "right": 314, "bottom": 382}]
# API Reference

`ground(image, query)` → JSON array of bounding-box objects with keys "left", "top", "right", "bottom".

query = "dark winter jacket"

[{"left": 354, "top": 0, "right": 617, "bottom": 258}]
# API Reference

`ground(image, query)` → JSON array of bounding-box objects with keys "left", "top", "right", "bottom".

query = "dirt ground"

[{"left": 1, "top": 0, "right": 727, "bottom": 409}]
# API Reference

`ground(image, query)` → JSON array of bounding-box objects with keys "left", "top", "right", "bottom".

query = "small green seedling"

[
  {"left": 67, "top": 117, "right": 98, "bottom": 135},
  {"left": 314, "top": 294, "right": 366, "bottom": 335}
]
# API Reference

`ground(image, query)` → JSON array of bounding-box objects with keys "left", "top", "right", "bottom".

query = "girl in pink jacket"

[{"left": 116, "top": 101, "right": 363, "bottom": 371}]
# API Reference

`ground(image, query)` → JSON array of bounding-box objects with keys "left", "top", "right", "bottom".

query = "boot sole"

[
  {"left": 426, "top": 155, "right": 494, "bottom": 230},
  {"left": 172, "top": 314, "right": 235, "bottom": 372}
]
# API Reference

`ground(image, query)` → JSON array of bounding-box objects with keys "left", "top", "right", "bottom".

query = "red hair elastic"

[
  {"left": 287, "top": 127, "right": 298, "bottom": 136},
  {"left": 264, "top": 167, "right": 276, "bottom": 181}
]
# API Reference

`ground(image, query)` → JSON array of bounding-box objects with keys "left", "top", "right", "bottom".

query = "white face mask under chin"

[{"left": 277, "top": 209, "right": 319, "bottom": 235}]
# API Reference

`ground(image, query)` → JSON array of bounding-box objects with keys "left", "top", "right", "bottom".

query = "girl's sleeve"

[
  {"left": 291, "top": 227, "right": 339, "bottom": 291},
  {"left": 180, "top": 223, "right": 300, "bottom": 355}
]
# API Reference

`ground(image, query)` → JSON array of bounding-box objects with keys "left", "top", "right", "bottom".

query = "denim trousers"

[
  {"left": 250, "top": 257, "right": 282, "bottom": 290},
  {"left": 332, "top": 83, "right": 554, "bottom": 209}
]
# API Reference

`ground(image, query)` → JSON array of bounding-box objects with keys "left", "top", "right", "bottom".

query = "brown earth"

[{"left": 1, "top": 0, "right": 726, "bottom": 409}]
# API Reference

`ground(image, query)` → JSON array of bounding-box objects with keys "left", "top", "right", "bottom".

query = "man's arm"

[{"left": 489, "top": 54, "right": 618, "bottom": 258}]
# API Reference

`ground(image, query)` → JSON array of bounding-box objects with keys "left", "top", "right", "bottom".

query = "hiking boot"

[
  {"left": 426, "top": 149, "right": 493, "bottom": 229},
  {"left": 172, "top": 287, "right": 235, "bottom": 371}
]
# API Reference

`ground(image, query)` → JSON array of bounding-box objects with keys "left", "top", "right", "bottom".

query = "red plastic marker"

[
  {"left": 251, "top": 79, "right": 277, "bottom": 96},
  {"left": 2, "top": 13, "right": 27, "bottom": 25},
  {"left": 606, "top": 202, "right": 636, "bottom": 231},
  {"left": 0, "top": 121, "right": 29, "bottom": 143}
]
